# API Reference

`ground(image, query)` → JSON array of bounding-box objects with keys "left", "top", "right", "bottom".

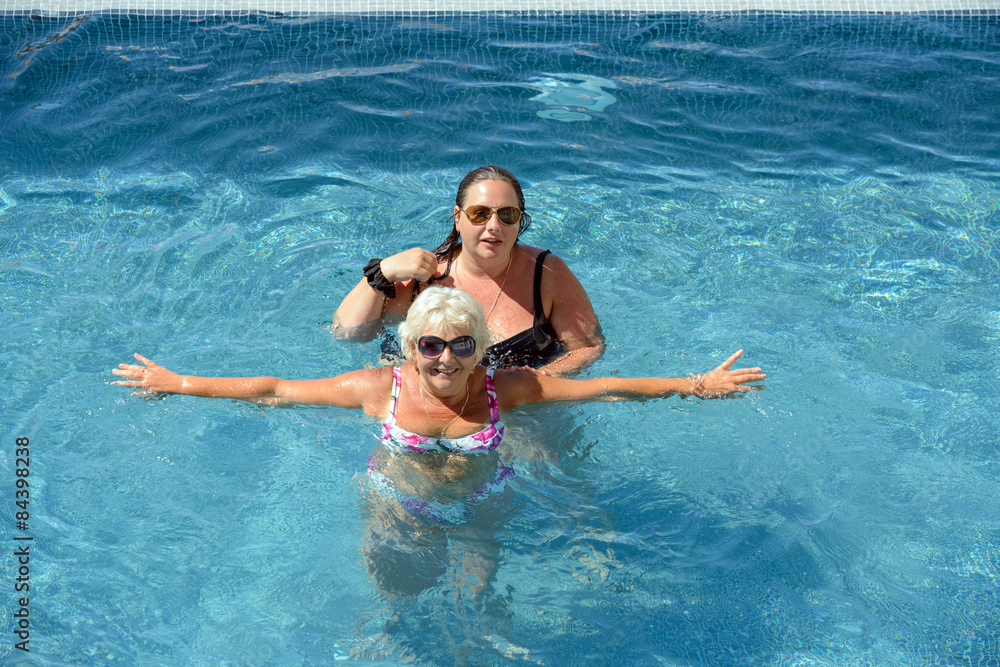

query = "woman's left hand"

[
  {"left": 112, "top": 354, "right": 181, "bottom": 395},
  {"left": 692, "top": 350, "right": 765, "bottom": 397}
]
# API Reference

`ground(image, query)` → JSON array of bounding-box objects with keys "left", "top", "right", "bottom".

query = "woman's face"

[
  {"left": 453, "top": 179, "right": 520, "bottom": 263},
  {"left": 412, "top": 325, "right": 478, "bottom": 395}
]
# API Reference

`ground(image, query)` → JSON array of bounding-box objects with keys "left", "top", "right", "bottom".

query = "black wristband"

[{"left": 363, "top": 258, "right": 396, "bottom": 298}]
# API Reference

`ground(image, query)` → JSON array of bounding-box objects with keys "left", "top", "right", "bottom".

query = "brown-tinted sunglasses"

[{"left": 460, "top": 205, "right": 523, "bottom": 226}]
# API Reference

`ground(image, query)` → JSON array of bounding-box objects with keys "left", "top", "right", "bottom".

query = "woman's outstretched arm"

[
  {"left": 497, "top": 350, "right": 765, "bottom": 409},
  {"left": 112, "top": 353, "right": 382, "bottom": 410}
]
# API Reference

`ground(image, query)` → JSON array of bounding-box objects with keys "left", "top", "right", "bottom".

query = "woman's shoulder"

[
  {"left": 516, "top": 244, "right": 573, "bottom": 273},
  {"left": 517, "top": 243, "right": 547, "bottom": 260},
  {"left": 520, "top": 244, "right": 570, "bottom": 267},
  {"left": 516, "top": 245, "right": 585, "bottom": 311},
  {"left": 350, "top": 365, "right": 402, "bottom": 418},
  {"left": 337, "top": 365, "right": 396, "bottom": 392},
  {"left": 489, "top": 368, "right": 548, "bottom": 410}
]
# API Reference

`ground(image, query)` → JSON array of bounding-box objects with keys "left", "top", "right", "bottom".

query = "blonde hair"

[{"left": 397, "top": 286, "right": 490, "bottom": 364}]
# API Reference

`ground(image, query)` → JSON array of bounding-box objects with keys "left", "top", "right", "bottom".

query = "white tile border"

[{"left": 4, "top": 0, "right": 999, "bottom": 13}]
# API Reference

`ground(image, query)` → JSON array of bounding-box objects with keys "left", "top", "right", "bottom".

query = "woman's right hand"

[
  {"left": 378, "top": 247, "right": 441, "bottom": 284},
  {"left": 333, "top": 248, "right": 442, "bottom": 340}
]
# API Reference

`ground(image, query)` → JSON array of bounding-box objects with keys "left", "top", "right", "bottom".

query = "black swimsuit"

[
  {"left": 481, "top": 250, "right": 562, "bottom": 368},
  {"left": 379, "top": 249, "right": 563, "bottom": 369}
]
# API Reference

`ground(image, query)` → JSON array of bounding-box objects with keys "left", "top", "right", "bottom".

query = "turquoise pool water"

[{"left": 2, "top": 11, "right": 999, "bottom": 665}]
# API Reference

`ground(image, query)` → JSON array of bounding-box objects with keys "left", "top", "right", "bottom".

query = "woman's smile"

[{"left": 414, "top": 327, "right": 477, "bottom": 395}]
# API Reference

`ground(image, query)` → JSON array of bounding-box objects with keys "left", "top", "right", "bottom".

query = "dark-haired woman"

[{"left": 332, "top": 165, "right": 604, "bottom": 375}]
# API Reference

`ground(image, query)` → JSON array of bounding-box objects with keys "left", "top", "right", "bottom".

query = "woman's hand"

[
  {"left": 112, "top": 354, "right": 181, "bottom": 395},
  {"left": 691, "top": 350, "right": 765, "bottom": 397},
  {"left": 379, "top": 247, "right": 441, "bottom": 284}
]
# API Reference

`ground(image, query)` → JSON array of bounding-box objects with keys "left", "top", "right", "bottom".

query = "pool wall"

[{"left": 4, "top": 0, "right": 1000, "bottom": 15}]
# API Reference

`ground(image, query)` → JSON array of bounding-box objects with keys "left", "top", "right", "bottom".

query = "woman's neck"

[{"left": 456, "top": 244, "right": 518, "bottom": 282}]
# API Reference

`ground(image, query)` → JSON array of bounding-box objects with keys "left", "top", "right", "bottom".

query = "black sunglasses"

[
  {"left": 417, "top": 335, "right": 477, "bottom": 359},
  {"left": 460, "top": 205, "right": 523, "bottom": 226}
]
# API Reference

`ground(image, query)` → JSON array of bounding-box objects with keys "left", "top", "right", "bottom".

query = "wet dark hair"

[{"left": 432, "top": 165, "right": 533, "bottom": 279}]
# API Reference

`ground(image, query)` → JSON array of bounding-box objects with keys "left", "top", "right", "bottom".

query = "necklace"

[
  {"left": 418, "top": 381, "right": 471, "bottom": 437},
  {"left": 456, "top": 248, "right": 515, "bottom": 326}
]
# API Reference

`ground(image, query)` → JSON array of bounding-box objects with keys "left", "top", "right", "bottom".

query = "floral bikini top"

[{"left": 379, "top": 367, "right": 505, "bottom": 454}]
